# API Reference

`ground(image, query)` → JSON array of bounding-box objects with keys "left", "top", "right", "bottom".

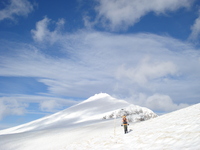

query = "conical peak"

[
  {"left": 83, "top": 93, "right": 111, "bottom": 102},
  {"left": 78, "top": 93, "right": 129, "bottom": 106}
]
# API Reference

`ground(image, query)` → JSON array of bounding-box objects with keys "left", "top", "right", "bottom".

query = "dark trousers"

[{"left": 123, "top": 125, "right": 128, "bottom": 134}]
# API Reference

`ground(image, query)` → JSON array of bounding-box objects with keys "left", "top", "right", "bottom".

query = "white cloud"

[
  {"left": 145, "top": 94, "right": 189, "bottom": 112},
  {"left": 31, "top": 17, "right": 65, "bottom": 44},
  {"left": 95, "top": 0, "right": 194, "bottom": 30},
  {"left": 31, "top": 17, "right": 51, "bottom": 42},
  {"left": 39, "top": 100, "right": 63, "bottom": 112},
  {"left": 0, "top": 0, "right": 34, "bottom": 21},
  {"left": 189, "top": 9, "right": 200, "bottom": 42},
  {"left": 117, "top": 57, "right": 177, "bottom": 85},
  {"left": 0, "top": 97, "right": 28, "bottom": 120}
]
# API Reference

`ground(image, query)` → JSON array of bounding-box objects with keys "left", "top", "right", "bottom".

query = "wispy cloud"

[
  {"left": 0, "top": 24, "right": 199, "bottom": 113},
  {"left": 0, "top": 0, "right": 34, "bottom": 21},
  {"left": 31, "top": 17, "right": 65, "bottom": 44},
  {"left": 189, "top": 9, "right": 200, "bottom": 43},
  {"left": 94, "top": 0, "right": 194, "bottom": 30}
]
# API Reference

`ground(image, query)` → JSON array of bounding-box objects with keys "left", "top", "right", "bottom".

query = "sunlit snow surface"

[
  {"left": 0, "top": 93, "right": 199, "bottom": 150},
  {"left": 0, "top": 93, "right": 155, "bottom": 135}
]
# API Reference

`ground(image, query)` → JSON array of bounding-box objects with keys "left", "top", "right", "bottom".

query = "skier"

[{"left": 121, "top": 116, "right": 129, "bottom": 134}]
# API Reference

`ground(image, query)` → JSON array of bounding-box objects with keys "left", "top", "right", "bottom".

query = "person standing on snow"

[{"left": 121, "top": 116, "right": 129, "bottom": 134}]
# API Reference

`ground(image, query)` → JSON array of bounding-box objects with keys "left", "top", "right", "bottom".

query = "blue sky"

[{"left": 0, "top": 0, "right": 200, "bottom": 129}]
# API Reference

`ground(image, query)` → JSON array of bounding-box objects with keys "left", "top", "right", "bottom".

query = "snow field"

[
  {"left": 0, "top": 93, "right": 199, "bottom": 150},
  {"left": 65, "top": 104, "right": 200, "bottom": 150}
]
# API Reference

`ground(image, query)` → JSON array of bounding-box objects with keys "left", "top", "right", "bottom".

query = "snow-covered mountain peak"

[
  {"left": 78, "top": 93, "right": 128, "bottom": 105},
  {"left": 83, "top": 93, "right": 111, "bottom": 102},
  {"left": 0, "top": 93, "right": 156, "bottom": 135}
]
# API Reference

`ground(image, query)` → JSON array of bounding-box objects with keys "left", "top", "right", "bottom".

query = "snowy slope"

[
  {"left": 0, "top": 93, "right": 156, "bottom": 135},
  {"left": 67, "top": 103, "right": 200, "bottom": 150},
  {"left": 0, "top": 103, "right": 198, "bottom": 150},
  {"left": 0, "top": 94, "right": 199, "bottom": 150}
]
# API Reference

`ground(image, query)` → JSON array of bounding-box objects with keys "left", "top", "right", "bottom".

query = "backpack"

[{"left": 123, "top": 118, "right": 127, "bottom": 124}]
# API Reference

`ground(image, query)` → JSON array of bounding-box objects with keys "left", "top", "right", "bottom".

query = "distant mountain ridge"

[{"left": 0, "top": 93, "right": 157, "bottom": 135}]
